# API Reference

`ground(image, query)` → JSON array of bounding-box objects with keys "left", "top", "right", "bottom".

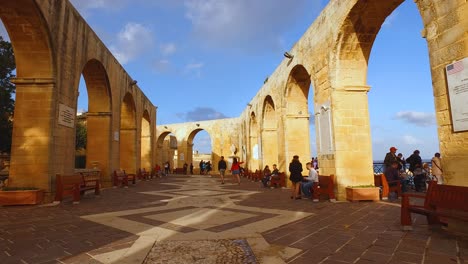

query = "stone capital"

[{"left": 10, "top": 77, "right": 55, "bottom": 85}]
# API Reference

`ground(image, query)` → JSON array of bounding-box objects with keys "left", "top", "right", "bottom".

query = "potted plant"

[
  {"left": 346, "top": 184, "right": 380, "bottom": 202},
  {"left": 0, "top": 187, "right": 45, "bottom": 206}
]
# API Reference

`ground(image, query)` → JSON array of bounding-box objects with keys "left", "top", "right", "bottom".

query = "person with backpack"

[{"left": 406, "top": 150, "right": 422, "bottom": 173}]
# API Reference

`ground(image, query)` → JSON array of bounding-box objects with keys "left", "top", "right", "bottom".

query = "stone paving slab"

[{"left": 0, "top": 174, "right": 467, "bottom": 264}]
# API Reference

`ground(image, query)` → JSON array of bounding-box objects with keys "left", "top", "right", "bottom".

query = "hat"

[{"left": 390, "top": 147, "right": 397, "bottom": 151}]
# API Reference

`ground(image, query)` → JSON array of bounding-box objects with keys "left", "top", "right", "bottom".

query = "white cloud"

[
  {"left": 160, "top": 43, "right": 177, "bottom": 56},
  {"left": 394, "top": 111, "right": 436, "bottom": 127},
  {"left": 184, "top": 62, "right": 204, "bottom": 77},
  {"left": 402, "top": 135, "right": 423, "bottom": 145},
  {"left": 183, "top": 0, "right": 317, "bottom": 52},
  {"left": 383, "top": 11, "right": 398, "bottom": 27},
  {"left": 177, "top": 107, "right": 227, "bottom": 121},
  {"left": 152, "top": 59, "right": 172, "bottom": 73},
  {"left": 110, "top": 23, "right": 154, "bottom": 64}
]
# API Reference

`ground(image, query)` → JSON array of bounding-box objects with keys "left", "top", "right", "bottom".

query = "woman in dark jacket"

[{"left": 289, "top": 155, "right": 303, "bottom": 199}]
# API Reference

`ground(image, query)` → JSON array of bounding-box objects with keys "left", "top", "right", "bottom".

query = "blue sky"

[{"left": 0, "top": 0, "right": 439, "bottom": 160}]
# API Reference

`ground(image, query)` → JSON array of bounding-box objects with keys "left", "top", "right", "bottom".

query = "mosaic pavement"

[
  {"left": 81, "top": 176, "right": 309, "bottom": 263},
  {"left": 1, "top": 174, "right": 467, "bottom": 264}
]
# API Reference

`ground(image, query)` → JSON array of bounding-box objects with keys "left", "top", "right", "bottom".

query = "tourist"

[
  {"left": 301, "top": 162, "right": 318, "bottom": 199},
  {"left": 199, "top": 160, "right": 204, "bottom": 175},
  {"left": 189, "top": 163, "right": 194, "bottom": 175},
  {"left": 289, "top": 155, "right": 303, "bottom": 199},
  {"left": 384, "top": 161, "right": 407, "bottom": 194},
  {"left": 183, "top": 162, "right": 188, "bottom": 175},
  {"left": 270, "top": 164, "right": 280, "bottom": 187},
  {"left": 164, "top": 161, "right": 170, "bottom": 176},
  {"left": 313, "top": 157, "right": 319, "bottom": 170},
  {"left": 384, "top": 147, "right": 398, "bottom": 171},
  {"left": 406, "top": 150, "right": 422, "bottom": 174},
  {"left": 205, "top": 161, "right": 212, "bottom": 175},
  {"left": 431, "top": 153, "right": 443, "bottom": 184},
  {"left": 261, "top": 165, "right": 272, "bottom": 187},
  {"left": 218, "top": 156, "right": 227, "bottom": 184},
  {"left": 397, "top": 153, "right": 406, "bottom": 172},
  {"left": 412, "top": 163, "right": 427, "bottom": 192},
  {"left": 230, "top": 158, "right": 243, "bottom": 185}
]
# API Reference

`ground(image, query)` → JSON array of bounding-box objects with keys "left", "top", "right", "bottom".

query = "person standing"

[
  {"left": 407, "top": 150, "right": 422, "bottom": 174},
  {"left": 397, "top": 153, "right": 406, "bottom": 172},
  {"left": 289, "top": 155, "right": 303, "bottom": 199},
  {"left": 164, "top": 161, "right": 170, "bottom": 176},
  {"left": 199, "top": 160, "right": 204, "bottom": 175},
  {"left": 230, "top": 158, "right": 243, "bottom": 185},
  {"left": 301, "top": 162, "right": 318, "bottom": 199},
  {"left": 384, "top": 147, "right": 398, "bottom": 171},
  {"left": 189, "top": 163, "right": 194, "bottom": 175},
  {"left": 183, "top": 162, "right": 188, "bottom": 175},
  {"left": 218, "top": 156, "right": 227, "bottom": 184},
  {"left": 431, "top": 153, "right": 443, "bottom": 184}
]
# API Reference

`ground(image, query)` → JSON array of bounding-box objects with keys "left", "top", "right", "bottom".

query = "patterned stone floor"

[{"left": 0, "top": 174, "right": 467, "bottom": 264}]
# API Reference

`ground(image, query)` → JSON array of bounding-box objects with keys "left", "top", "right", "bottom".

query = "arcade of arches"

[
  {"left": 0, "top": 0, "right": 156, "bottom": 196},
  {"left": 158, "top": 0, "right": 468, "bottom": 199},
  {"left": 1, "top": 0, "right": 467, "bottom": 200}
]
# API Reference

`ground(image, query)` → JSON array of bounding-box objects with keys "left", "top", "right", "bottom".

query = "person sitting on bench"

[
  {"left": 384, "top": 161, "right": 408, "bottom": 193},
  {"left": 301, "top": 162, "right": 318, "bottom": 199}
]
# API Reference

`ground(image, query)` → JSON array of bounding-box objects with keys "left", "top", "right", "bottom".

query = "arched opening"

[
  {"left": 0, "top": 21, "right": 15, "bottom": 173},
  {"left": 140, "top": 110, "right": 152, "bottom": 170},
  {"left": 188, "top": 129, "right": 212, "bottom": 175},
  {"left": 75, "top": 59, "right": 112, "bottom": 181},
  {"left": 261, "top": 96, "right": 278, "bottom": 169},
  {"left": 328, "top": 0, "right": 468, "bottom": 192},
  {"left": 249, "top": 112, "right": 260, "bottom": 171},
  {"left": 0, "top": 1, "right": 55, "bottom": 189},
  {"left": 156, "top": 132, "right": 178, "bottom": 172},
  {"left": 120, "top": 93, "right": 137, "bottom": 173},
  {"left": 367, "top": 1, "right": 437, "bottom": 171},
  {"left": 283, "top": 65, "right": 311, "bottom": 172}
]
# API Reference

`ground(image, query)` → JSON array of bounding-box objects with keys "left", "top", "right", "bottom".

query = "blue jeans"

[{"left": 301, "top": 181, "right": 315, "bottom": 197}]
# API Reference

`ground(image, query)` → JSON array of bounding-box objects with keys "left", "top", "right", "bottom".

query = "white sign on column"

[{"left": 446, "top": 57, "right": 468, "bottom": 132}]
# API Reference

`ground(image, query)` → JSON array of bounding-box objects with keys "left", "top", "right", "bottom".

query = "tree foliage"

[
  {"left": 75, "top": 121, "right": 87, "bottom": 150},
  {"left": 0, "top": 36, "right": 16, "bottom": 153}
]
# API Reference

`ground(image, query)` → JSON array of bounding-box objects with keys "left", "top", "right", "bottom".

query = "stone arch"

[
  {"left": 140, "top": 110, "right": 151, "bottom": 170},
  {"left": 249, "top": 112, "right": 260, "bottom": 170},
  {"left": 156, "top": 131, "right": 177, "bottom": 170},
  {"left": 80, "top": 59, "right": 113, "bottom": 180},
  {"left": 120, "top": 93, "right": 137, "bottom": 173},
  {"left": 0, "top": 0, "right": 55, "bottom": 188},
  {"left": 283, "top": 65, "right": 311, "bottom": 171},
  {"left": 187, "top": 128, "right": 212, "bottom": 172},
  {"left": 261, "top": 95, "right": 278, "bottom": 168},
  {"left": 327, "top": 0, "right": 468, "bottom": 193}
]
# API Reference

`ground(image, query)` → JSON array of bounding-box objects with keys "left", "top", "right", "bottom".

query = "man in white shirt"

[{"left": 301, "top": 162, "right": 319, "bottom": 198}]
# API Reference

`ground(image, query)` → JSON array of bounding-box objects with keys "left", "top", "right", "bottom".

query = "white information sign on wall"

[
  {"left": 315, "top": 102, "right": 334, "bottom": 154},
  {"left": 446, "top": 57, "right": 468, "bottom": 132},
  {"left": 58, "top": 103, "right": 75, "bottom": 128},
  {"left": 114, "top": 131, "right": 119, "bottom": 142}
]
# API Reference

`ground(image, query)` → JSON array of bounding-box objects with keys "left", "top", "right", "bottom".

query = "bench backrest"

[
  {"left": 426, "top": 182, "right": 468, "bottom": 212},
  {"left": 56, "top": 174, "right": 82, "bottom": 185},
  {"left": 114, "top": 170, "right": 126, "bottom": 177},
  {"left": 318, "top": 174, "right": 335, "bottom": 187}
]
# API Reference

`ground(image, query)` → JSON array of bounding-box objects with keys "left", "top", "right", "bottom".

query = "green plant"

[
  {"left": 1, "top": 187, "right": 39, "bottom": 191},
  {"left": 347, "top": 184, "right": 376, "bottom": 188}
]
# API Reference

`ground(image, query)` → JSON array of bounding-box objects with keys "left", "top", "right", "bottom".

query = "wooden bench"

[
  {"left": 55, "top": 174, "right": 100, "bottom": 204},
  {"left": 401, "top": 181, "right": 468, "bottom": 231},
  {"left": 113, "top": 170, "right": 136, "bottom": 188},
  {"left": 269, "top": 172, "right": 285, "bottom": 188},
  {"left": 138, "top": 168, "right": 150, "bottom": 181},
  {"left": 174, "top": 168, "right": 185, "bottom": 174},
  {"left": 312, "top": 174, "right": 336, "bottom": 202},
  {"left": 374, "top": 173, "right": 401, "bottom": 200}
]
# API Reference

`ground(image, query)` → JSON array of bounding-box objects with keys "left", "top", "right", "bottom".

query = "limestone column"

[
  {"left": 119, "top": 128, "right": 137, "bottom": 173},
  {"left": 86, "top": 112, "right": 112, "bottom": 185},
  {"left": 284, "top": 113, "right": 311, "bottom": 177},
  {"left": 261, "top": 128, "right": 279, "bottom": 168},
  {"left": 8, "top": 78, "right": 55, "bottom": 191},
  {"left": 331, "top": 86, "right": 373, "bottom": 200}
]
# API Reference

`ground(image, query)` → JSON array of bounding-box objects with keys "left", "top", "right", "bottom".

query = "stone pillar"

[
  {"left": 261, "top": 129, "right": 279, "bottom": 168},
  {"left": 86, "top": 112, "right": 112, "bottom": 185},
  {"left": 8, "top": 78, "right": 55, "bottom": 191},
  {"left": 331, "top": 86, "right": 373, "bottom": 200},
  {"left": 119, "top": 128, "right": 136, "bottom": 173},
  {"left": 285, "top": 114, "right": 311, "bottom": 185}
]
